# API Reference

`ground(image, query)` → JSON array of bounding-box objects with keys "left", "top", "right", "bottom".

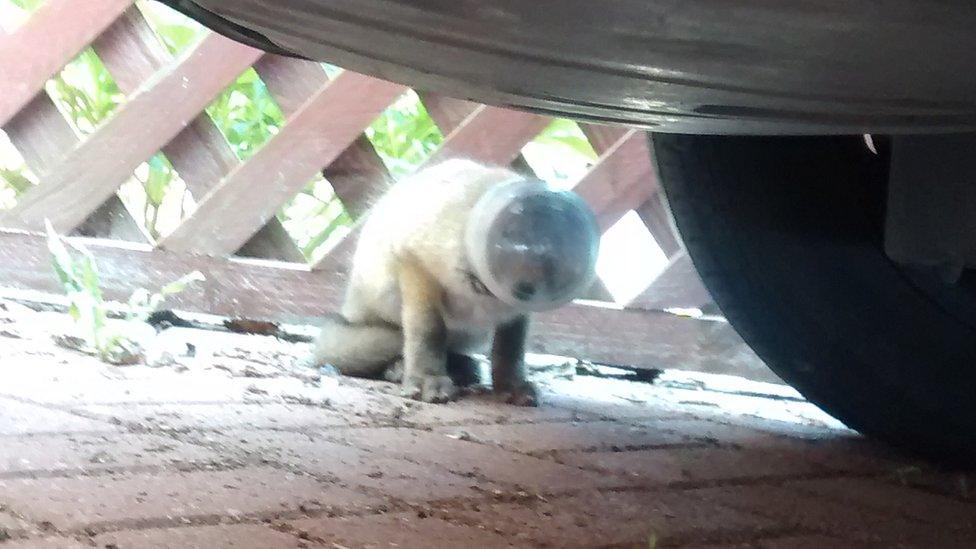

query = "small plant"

[{"left": 45, "top": 220, "right": 204, "bottom": 364}]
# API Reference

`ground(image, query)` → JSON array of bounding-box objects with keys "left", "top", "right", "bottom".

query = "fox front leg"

[
  {"left": 397, "top": 256, "right": 457, "bottom": 403},
  {"left": 491, "top": 315, "right": 539, "bottom": 407}
]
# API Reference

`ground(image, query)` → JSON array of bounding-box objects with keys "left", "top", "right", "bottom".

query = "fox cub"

[{"left": 312, "top": 159, "right": 599, "bottom": 405}]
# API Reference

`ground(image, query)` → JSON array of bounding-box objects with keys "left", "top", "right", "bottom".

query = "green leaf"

[
  {"left": 533, "top": 119, "right": 598, "bottom": 162},
  {"left": 0, "top": 168, "right": 34, "bottom": 194},
  {"left": 45, "top": 219, "right": 79, "bottom": 292},
  {"left": 158, "top": 271, "right": 205, "bottom": 297},
  {"left": 77, "top": 254, "right": 103, "bottom": 302},
  {"left": 144, "top": 155, "right": 173, "bottom": 205},
  {"left": 67, "top": 302, "right": 81, "bottom": 322},
  {"left": 157, "top": 24, "right": 198, "bottom": 53}
]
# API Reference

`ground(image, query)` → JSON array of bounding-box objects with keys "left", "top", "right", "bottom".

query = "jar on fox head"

[{"left": 465, "top": 177, "right": 600, "bottom": 312}]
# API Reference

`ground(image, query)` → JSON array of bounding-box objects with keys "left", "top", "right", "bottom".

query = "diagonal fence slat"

[
  {"left": 420, "top": 93, "right": 479, "bottom": 136},
  {"left": 8, "top": 94, "right": 151, "bottom": 242},
  {"left": 422, "top": 93, "right": 544, "bottom": 184},
  {"left": 571, "top": 130, "right": 660, "bottom": 232},
  {"left": 580, "top": 124, "right": 630, "bottom": 155},
  {"left": 252, "top": 56, "right": 329, "bottom": 114},
  {"left": 0, "top": 15, "right": 148, "bottom": 243},
  {"left": 0, "top": 2, "right": 147, "bottom": 242},
  {"left": 5, "top": 94, "right": 78, "bottom": 169},
  {"left": 0, "top": 0, "right": 131, "bottom": 127},
  {"left": 159, "top": 72, "right": 405, "bottom": 256},
  {"left": 582, "top": 124, "right": 681, "bottom": 254},
  {"left": 576, "top": 130, "right": 707, "bottom": 311},
  {"left": 424, "top": 105, "right": 550, "bottom": 166},
  {"left": 635, "top": 192, "right": 681, "bottom": 257},
  {"left": 579, "top": 125, "right": 704, "bottom": 310},
  {"left": 3, "top": 87, "right": 150, "bottom": 243},
  {"left": 93, "top": 7, "right": 241, "bottom": 196},
  {"left": 254, "top": 57, "right": 390, "bottom": 219},
  {"left": 3, "top": 34, "right": 263, "bottom": 233},
  {"left": 627, "top": 252, "right": 711, "bottom": 311},
  {"left": 310, "top": 101, "right": 552, "bottom": 275},
  {"left": 93, "top": 10, "right": 303, "bottom": 262}
]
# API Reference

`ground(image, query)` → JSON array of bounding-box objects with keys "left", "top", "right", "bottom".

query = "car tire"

[{"left": 652, "top": 132, "right": 976, "bottom": 465}]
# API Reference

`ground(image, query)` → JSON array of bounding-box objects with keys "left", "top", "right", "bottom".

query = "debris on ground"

[{"left": 1, "top": 298, "right": 960, "bottom": 548}]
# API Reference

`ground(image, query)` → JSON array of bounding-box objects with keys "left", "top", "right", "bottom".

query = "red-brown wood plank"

[
  {"left": 420, "top": 93, "right": 479, "bottom": 136},
  {"left": 4, "top": 92, "right": 149, "bottom": 243},
  {"left": 0, "top": 228, "right": 341, "bottom": 323},
  {"left": 424, "top": 105, "right": 550, "bottom": 166},
  {"left": 574, "top": 130, "right": 702, "bottom": 310},
  {"left": 310, "top": 102, "right": 550, "bottom": 274},
  {"left": 160, "top": 72, "right": 405, "bottom": 256},
  {"left": 635, "top": 192, "right": 682, "bottom": 258},
  {"left": 626, "top": 252, "right": 712, "bottom": 311},
  {"left": 576, "top": 126, "right": 651, "bottom": 301},
  {"left": 92, "top": 7, "right": 169, "bottom": 92},
  {"left": 0, "top": 3, "right": 145, "bottom": 243},
  {"left": 582, "top": 126, "right": 682, "bottom": 257},
  {"left": 4, "top": 94, "right": 77, "bottom": 168},
  {"left": 98, "top": 16, "right": 228, "bottom": 190},
  {"left": 91, "top": 11, "right": 302, "bottom": 261},
  {"left": 0, "top": 0, "right": 131, "bottom": 127},
  {"left": 255, "top": 56, "right": 390, "bottom": 218},
  {"left": 3, "top": 34, "right": 263, "bottom": 233},
  {"left": 252, "top": 55, "right": 328, "bottom": 115},
  {"left": 580, "top": 124, "right": 630, "bottom": 155},
  {"left": 422, "top": 95, "right": 548, "bottom": 180},
  {"left": 93, "top": 11, "right": 242, "bottom": 199},
  {"left": 92, "top": 10, "right": 244, "bottom": 198},
  {"left": 0, "top": 228, "right": 771, "bottom": 378},
  {"left": 571, "top": 130, "right": 659, "bottom": 232}
]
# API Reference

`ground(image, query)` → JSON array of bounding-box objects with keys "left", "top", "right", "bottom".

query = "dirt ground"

[{"left": 0, "top": 298, "right": 974, "bottom": 548}]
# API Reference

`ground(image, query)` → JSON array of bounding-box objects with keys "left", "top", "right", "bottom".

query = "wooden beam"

[
  {"left": 635, "top": 192, "right": 682, "bottom": 258},
  {"left": 4, "top": 93, "right": 77, "bottom": 168},
  {"left": 88, "top": 11, "right": 303, "bottom": 261},
  {"left": 424, "top": 105, "right": 549, "bottom": 166},
  {"left": 422, "top": 93, "right": 542, "bottom": 186},
  {"left": 318, "top": 135, "right": 390, "bottom": 219},
  {"left": 571, "top": 130, "right": 659, "bottom": 232},
  {"left": 0, "top": 12, "right": 149, "bottom": 244},
  {"left": 4, "top": 34, "right": 263, "bottom": 233},
  {"left": 254, "top": 56, "right": 390, "bottom": 219},
  {"left": 160, "top": 72, "right": 405, "bottom": 256},
  {"left": 0, "top": 228, "right": 772, "bottom": 379},
  {"left": 6, "top": 93, "right": 148, "bottom": 243},
  {"left": 252, "top": 55, "right": 330, "bottom": 114},
  {"left": 581, "top": 125, "right": 683, "bottom": 257},
  {"left": 579, "top": 124, "right": 630, "bottom": 155},
  {"left": 0, "top": 228, "right": 341, "bottom": 323},
  {"left": 626, "top": 252, "right": 712, "bottom": 311},
  {"left": 0, "top": 0, "right": 131, "bottom": 126},
  {"left": 92, "top": 9, "right": 242, "bottom": 199},
  {"left": 419, "top": 93, "right": 479, "bottom": 136},
  {"left": 310, "top": 101, "right": 550, "bottom": 274}
]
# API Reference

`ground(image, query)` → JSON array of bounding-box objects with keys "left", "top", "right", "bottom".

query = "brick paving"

[{"left": 0, "top": 301, "right": 974, "bottom": 548}]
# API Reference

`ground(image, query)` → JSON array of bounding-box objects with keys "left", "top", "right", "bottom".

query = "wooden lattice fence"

[{"left": 0, "top": 0, "right": 774, "bottom": 381}]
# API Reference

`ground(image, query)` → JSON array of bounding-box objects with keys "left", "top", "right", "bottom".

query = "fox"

[{"left": 311, "top": 159, "right": 599, "bottom": 405}]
